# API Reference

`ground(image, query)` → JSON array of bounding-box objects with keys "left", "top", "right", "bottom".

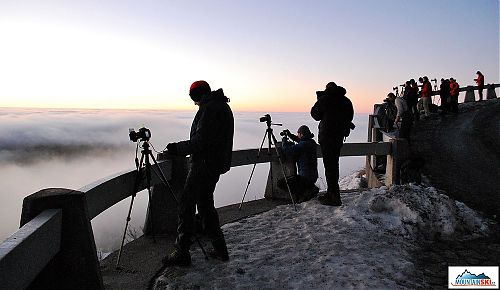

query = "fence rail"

[
  {"left": 0, "top": 140, "right": 394, "bottom": 289},
  {"left": 0, "top": 209, "right": 62, "bottom": 289}
]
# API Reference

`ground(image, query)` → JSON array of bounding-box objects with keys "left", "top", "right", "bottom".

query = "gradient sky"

[{"left": 0, "top": 0, "right": 498, "bottom": 113}]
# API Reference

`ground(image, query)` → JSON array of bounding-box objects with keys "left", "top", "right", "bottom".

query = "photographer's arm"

[
  {"left": 174, "top": 107, "right": 217, "bottom": 156},
  {"left": 288, "top": 133, "right": 300, "bottom": 143}
]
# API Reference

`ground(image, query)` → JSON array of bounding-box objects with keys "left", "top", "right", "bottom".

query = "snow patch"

[{"left": 154, "top": 185, "right": 490, "bottom": 289}]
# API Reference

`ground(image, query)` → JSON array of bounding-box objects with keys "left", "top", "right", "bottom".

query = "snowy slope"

[{"left": 154, "top": 184, "right": 490, "bottom": 289}]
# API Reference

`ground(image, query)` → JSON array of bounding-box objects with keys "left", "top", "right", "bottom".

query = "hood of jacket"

[{"left": 200, "top": 88, "right": 230, "bottom": 104}]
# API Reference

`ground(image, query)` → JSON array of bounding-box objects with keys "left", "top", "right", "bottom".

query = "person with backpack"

[{"left": 310, "top": 82, "right": 354, "bottom": 206}]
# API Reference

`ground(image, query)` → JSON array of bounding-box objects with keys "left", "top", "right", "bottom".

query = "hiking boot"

[
  {"left": 317, "top": 192, "right": 328, "bottom": 202},
  {"left": 319, "top": 191, "right": 342, "bottom": 206},
  {"left": 210, "top": 238, "right": 229, "bottom": 262},
  {"left": 162, "top": 248, "right": 191, "bottom": 267},
  {"left": 320, "top": 196, "right": 342, "bottom": 206}
]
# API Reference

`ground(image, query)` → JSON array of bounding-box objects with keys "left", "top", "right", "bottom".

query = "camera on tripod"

[
  {"left": 259, "top": 114, "right": 271, "bottom": 123},
  {"left": 129, "top": 127, "right": 151, "bottom": 142}
]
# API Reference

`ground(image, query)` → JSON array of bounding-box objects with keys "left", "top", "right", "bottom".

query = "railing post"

[
  {"left": 264, "top": 144, "right": 297, "bottom": 200},
  {"left": 20, "top": 188, "right": 103, "bottom": 290},
  {"left": 464, "top": 86, "right": 476, "bottom": 102},
  {"left": 144, "top": 153, "right": 186, "bottom": 236},
  {"left": 487, "top": 84, "right": 498, "bottom": 99},
  {"left": 385, "top": 138, "right": 409, "bottom": 186}
]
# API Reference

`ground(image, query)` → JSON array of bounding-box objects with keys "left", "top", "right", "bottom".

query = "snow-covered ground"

[{"left": 153, "top": 176, "right": 491, "bottom": 289}]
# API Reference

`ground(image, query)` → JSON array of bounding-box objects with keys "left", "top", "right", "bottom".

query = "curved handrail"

[
  {"left": 0, "top": 141, "right": 393, "bottom": 289},
  {"left": 81, "top": 160, "right": 172, "bottom": 220},
  {"left": 0, "top": 209, "right": 62, "bottom": 289}
]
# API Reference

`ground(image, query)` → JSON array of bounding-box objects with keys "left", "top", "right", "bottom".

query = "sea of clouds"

[{"left": 0, "top": 108, "right": 368, "bottom": 251}]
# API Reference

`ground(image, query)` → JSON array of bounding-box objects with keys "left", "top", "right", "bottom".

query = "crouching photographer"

[{"left": 278, "top": 125, "right": 319, "bottom": 203}]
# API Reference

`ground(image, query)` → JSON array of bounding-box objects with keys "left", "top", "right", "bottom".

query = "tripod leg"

[
  {"left": 239, "top": 163, "right": 258, "bottom": 210},
  {"left": 148, "top": 151, "right": 179, "bottom": 205},
  {"left": 116, "top": 154, "right": 145, "bottom": 269},
  {"left": 239, "top": 131, "right": 268, "bottom": 210},
  {"left": 267, "top": 129, "right": 274, "bottom": 196},
  {"left": 270, "top": 132, "right": 297, "bottom": 211},
  {"left": 144, "top": 153, "right": 157, "bottom": 243},
  {"left": 116, "top": 192, "right": 136, "bottom": 269}
]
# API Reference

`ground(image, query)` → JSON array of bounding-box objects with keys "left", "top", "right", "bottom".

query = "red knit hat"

[{"left": 189, "top": 80, "right": 211, "bottom": 102}]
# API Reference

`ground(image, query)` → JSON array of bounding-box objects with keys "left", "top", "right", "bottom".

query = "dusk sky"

[{"left": 0, "top": 0, "right": 498, "bottom": 113}]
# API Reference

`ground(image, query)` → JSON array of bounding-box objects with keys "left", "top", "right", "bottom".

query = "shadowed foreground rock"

[{"left": 410, "top": 98, "right": 500, "bottom": 220}]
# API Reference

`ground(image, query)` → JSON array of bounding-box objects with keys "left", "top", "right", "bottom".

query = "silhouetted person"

[
  {"left": 408, "top": 79, "right": 420, "bottom": 121},
  {"left": 449, "top": 78, "right": 460, "bottom": 113},
  {"left": 279, "top": 125, "right": 319, "bottom": 203},
  {"left": 419, "top": 76, "right": 432, "bottom": 117},
  {"left": 163, "top": 80, "right": 234, "bottom": 266},
  {"left": 475, "top": 71, "right": 484, "bottom": 101},
  {"left": 439, "top": 78, "right": 450, "bottom": 113},
  {"left": 311, "top": 82, "right": 354, "bottom": 206},
  {"left": 383, "top": 93, "right": 397, "bottom": 131}
]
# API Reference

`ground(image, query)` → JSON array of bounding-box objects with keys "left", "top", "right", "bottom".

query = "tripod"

[
  {"left": 116, "top": 140, "right": 209, "bottom": 269},
  {"left": 239, "top": 115, "right": 297, "bottom": 211}
]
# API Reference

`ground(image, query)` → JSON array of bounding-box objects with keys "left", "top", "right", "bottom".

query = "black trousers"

[
  {"left": 175, "top": 162, "right": 224, "bottom": 251},
  {"left": 450, "top": 94, "right": 458, "bottom": 113},
  {"left": 277, "top": 175, "right": 316, "bottom": 199},
  {"left": 399, "top": 111, "right": 413, "bottom": 140},
  {"left": 320, "top": 136, "right": 344, "bottom": 195}
]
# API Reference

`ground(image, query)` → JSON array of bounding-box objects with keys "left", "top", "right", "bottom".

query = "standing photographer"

[
  {"left": 279, "top": 125, "right": 319, "bottom": 203},
  {"left": 163, "top": 80, "right": 234, "bottom": 266},
  {"left": 311, "top": 82, "right": 354, "bottom": 206},
  {"left": 475, "top": 71, "right": 484, "bottom": 101}
]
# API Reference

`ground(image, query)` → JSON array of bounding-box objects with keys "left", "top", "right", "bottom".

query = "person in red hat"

[{"left": 163, "top": 80, "right": 234, "bottom": 266}]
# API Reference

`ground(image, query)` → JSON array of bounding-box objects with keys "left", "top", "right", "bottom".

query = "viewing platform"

[{"left": 1, "top": 83, "right": 498, "bottom": 289}]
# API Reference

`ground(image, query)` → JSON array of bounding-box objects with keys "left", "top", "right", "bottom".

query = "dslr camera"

[
  {"left": 279, "top": 129, "right": 291, "bottom": 137},
  {"left": 260, "top": 114, "right": 271, "bottom": 123},
  {"left": 129, "top": 127, "right": 151, "bottom": 142}
]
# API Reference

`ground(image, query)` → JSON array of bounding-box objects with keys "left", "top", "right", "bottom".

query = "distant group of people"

[
  {"left": 162, "top": 80, "right": 354, "bottom": 267},
  {"left": 381, "top": 71, "right": 486, "bottom": 140}
]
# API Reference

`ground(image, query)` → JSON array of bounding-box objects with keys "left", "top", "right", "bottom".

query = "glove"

[{"left": 166, "top": 143, "right": 178, "bottom": 155}]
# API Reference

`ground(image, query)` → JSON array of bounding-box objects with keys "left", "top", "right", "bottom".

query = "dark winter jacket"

[
  {"left": 176, "top": 89, "right": 234, "bottom": 174},
  {"left": 440, "top": 80, "right": 450, "bottom": 98},
  {"left": 282, "top": 135, "right": 318, "bottom": 183},
  {"left": 310, "top": 87, "right": 354, "bottom": 143}
]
